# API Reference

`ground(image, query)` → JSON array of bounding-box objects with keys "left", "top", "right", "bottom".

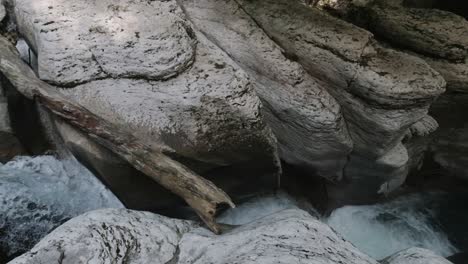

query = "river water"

[
  {"left": 0, "top": 155, "right": 122, "bottom": 260},
  {"left": 1, "top": 155, "right": 464, "bottom": 262}
]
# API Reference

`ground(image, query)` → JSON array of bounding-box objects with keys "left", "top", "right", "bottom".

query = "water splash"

[
  {"left": 326, "top": 193, "right": 458, "bottom": 260},
  {"left": 0, "top": 155, "right": 122, "bottom": 258},
  {"left": 217, "top": 192, "right": 318, "bottom": 225}
]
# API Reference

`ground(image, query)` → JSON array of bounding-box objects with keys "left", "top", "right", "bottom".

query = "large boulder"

[
  {"left": 381, "top": 247, "right": 454, "bottom": 264},
  {"left": 10, "top": 0, "right": 281, "bottom": 206},
  {"left": 179, "top": 0, "right": 353, "bottom": 180},
  {"left": 9, "top": 208, "right": 379, "bottom": 264},
  {"left": 236, "top": 0, "right": 445, "bottom": 203},
  {"left": 8, "top": 209, "right": 194, "bottom": 264}
]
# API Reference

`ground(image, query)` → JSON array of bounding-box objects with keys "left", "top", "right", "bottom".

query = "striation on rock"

[
  {"left": 8, "top": 209, "right": 194, "bottom": 264},
  {"left": 9, "top": 208, "right": 379, "bottom": 264},
  {"left": 13, "top": 0, "right": 197, "bottom": 85},
  {"left": 179, "top": 0, "right": 353, "bottom": 180},
  {"left": 10, "top": 0, "right": 281, "bottom": 198}
]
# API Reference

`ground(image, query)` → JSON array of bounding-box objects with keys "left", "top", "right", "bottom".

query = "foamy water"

[
  {"left": 0, "top": 155, "right": 122, "bottom": 257},
  {"left": 326, "top": 193, "right": 458, "bottom": 260}
]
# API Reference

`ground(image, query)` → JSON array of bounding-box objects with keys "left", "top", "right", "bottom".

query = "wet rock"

[
  {"left": 381, "top": 247, "right": 454, "bottom": 264},
  {"left": 9, "top": 208, "right": 379, "bottom": 264}
]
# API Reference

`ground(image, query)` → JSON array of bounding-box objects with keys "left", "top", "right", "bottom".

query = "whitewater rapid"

[
  {"left": 327, "top": 193, "right": 458, "bottom": 260},
  {"left": 0, "top": 155, "right": 123, "bottom": 258},
  {"left": 218, "top": 192, "right": 459, "bottom": 260}
]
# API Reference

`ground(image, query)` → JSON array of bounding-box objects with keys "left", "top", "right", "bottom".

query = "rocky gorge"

[{"left": 0, "top": 0, "right": 467, "bottom": 263}]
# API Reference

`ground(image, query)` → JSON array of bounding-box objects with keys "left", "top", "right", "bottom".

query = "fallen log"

[{"left": 0, "top": 35, "right": 234, "bottom": 234}]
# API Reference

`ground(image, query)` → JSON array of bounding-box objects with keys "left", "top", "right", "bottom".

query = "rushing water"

[
  {"left": 0, "top": 155, "right": 123, "bottom": 259},
  {"left": 327, "top": 193, "right": 463, "bottom": 260},
  {"left": 1, "top": 154, "right": 464, "bottom": 262},
  {"left": 218, "top": 192, "right": 463, "bottom": 261}
]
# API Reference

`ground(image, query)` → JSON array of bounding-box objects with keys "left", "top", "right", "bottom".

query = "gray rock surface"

[
  {"left": 237, "top": 0, "right": 444, "bottom": 203},
  {"left": 0, "top": 2, "right": 5, "bottom": 22},
  {"left": 178, "top": 209, "right": 378, "bottom": 264},
  {"left": 237, "top": 0, "right": 445, "bottom": 158},
  {"left": 179, "top": 0, "right": 353, "bottom": 180},
  {"left": 11, "top": 0, "right": 280, "bottom": 184},
  {"left": 364, "top": 2, "right": 468, "bottom": 61},
  {"left": 60, "top": 32, "right": 279, "bottom": 172},
  {"left": 13, "top": 0, "right": 197, "bottom": 85},
  {"left": 381, "top": 247, "right": 454, "bottom": 264},
  {"left": 9, "top": 208, "right": 379, "bottom": 264},
  {"left": 8, "top": 209, "right": 193, "bottom": 264},
  {"left": 339, "top": 1, "right": 468, "bottom": 92}
]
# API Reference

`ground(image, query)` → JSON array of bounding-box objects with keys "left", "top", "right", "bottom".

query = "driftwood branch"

[{"left": 0, "top": 36, "right": 234, "bottom": 234}]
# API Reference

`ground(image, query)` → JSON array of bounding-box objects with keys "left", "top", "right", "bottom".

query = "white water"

[
  {"left": 327, "top": 194, "right": 458, "bottom": 260},
  {"left": 217, "top": 192, "right": 306, "bottom": 225},
  {"left": 217, "top": 192, "right": 458, "bottom": 261},
  {"left": 0, "top": 155, "right": 122, "bottom": 257}
]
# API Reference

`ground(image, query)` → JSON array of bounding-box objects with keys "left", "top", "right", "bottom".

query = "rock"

[
  {"left": 178, "top": 209, "right": 378, "bottom": 264},
  {"left": 179, "top": 0, "right": 353, "bottom": 180},
  {"left": 0, "top": 81, "right": 24, "bottom": 162},
  {"left": 59, "top": 32, "right": 279, "bottom": 172},
  {"left": 328, "top": 143, "right": 409, "bottom": 206},
  {"left": 237, "top": 0, "right": 444, "bottom": 203},
  {"left": 237, "top": 0, "right": 444, "bottom": 157},
  {"left": 13, "top": 0, "right": 197, "bottom": 86},
  {"left": 8, "top": 209, "right": 194, "bottom": 264},
  {"left": 381, "top": 247, "right": 454, "bottom": 264},
  {"left": 0, "top": 2, "right": 5, "bottom": 22},
  {"left": 364, "top": 3, "right": 468, "bottom": 61},
  {"left": 11, "top": 0, "right": 281, "bottom": 198},
  {"left": 10, "top": 208, "right": 379, "bottom": 264},
  {"left": 423, "top": 57, "right": 468, "bottom": 92},
  {"left": 338, "top": 1, "right": 468, "bottom": 92}
]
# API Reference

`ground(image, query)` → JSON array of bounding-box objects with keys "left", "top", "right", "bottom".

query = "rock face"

[
  {"left": 236, "top": 0, "right": 445, "bottom": 204},
  {"left": 381, "top": 247, "right": 454, "bottom": 264},
  {"left": 342, "top": 0, "right": 468, "bottom": 92},
  {"left": 178, "top": 209, "right": 378, "bottom": 264},
  {"left": 8, "top": 209, "right": 194, "bottom": 264},
  {"left": 9, "top": 208, "right": 379, "bottom": 264},
  {"left": 179, "top": 0, "right": 353, "bottom": 180},
  {"left": 333, "top": 0, "right": 468, "bottom": 183},
  {"left": 11, "top": 0, "right": 281, "bottom": 207}
]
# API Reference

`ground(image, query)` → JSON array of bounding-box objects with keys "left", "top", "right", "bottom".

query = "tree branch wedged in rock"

[{"left": 0, "top": 35, "right": 234, "bottom": 234}]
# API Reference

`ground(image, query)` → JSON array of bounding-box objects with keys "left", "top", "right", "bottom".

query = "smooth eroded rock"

[
  {"left": 179, "top": 0, "right": 353, "bottom": 180},
  {"left": 9, "top": 208, "right": 379, "bottom": 264},
  {"left": 8, "top": 209, "right": 193, "bottom": 264},
  {"left": 13, "top": 0, "right": 197, "bottom": 85},
  {"left": 381, "top": 247, "right": 454, "bottom": 264}
]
